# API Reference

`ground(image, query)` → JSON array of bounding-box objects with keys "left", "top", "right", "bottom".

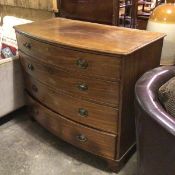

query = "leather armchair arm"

[{"left": 135, "top": 66, "right": 175, "bottom": 136}]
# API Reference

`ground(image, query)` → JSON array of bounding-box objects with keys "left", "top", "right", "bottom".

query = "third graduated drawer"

[
  {"left": 20, "top": 51, "right": 120, "bottom": 108},
  {"left": 25, "top": 74, "right": 119, "bottom": 134},
  {"left": 16, "top": 33, "right": 122, "bottom": 82}
]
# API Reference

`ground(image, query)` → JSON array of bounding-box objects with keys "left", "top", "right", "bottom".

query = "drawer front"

[
  {"left": 20, "top": 52, "right": 120, "bottom": 107},
  {"left": 25, "top": 75, "right": 118, "bottom": 134},
  {"left": 28, "top": 95, "right": 116, "bottom": 159},
  {"left": 16, "top": 33, "right": 121, "bottom": 81}
]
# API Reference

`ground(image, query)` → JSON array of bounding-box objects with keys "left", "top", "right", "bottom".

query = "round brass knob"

[
  {"left": 32, "top": 107, "right": 39, "bottom": 115},
  {"left": 32, "top": 85, "right": 38, "bottom": 92},
  {"left": 23, "top": 42, "right": 31, "bottom": 50},
  {"left": 76, "top": 58, "right": 88, "bottom": 69},
  {"left": 28, "top": 64, "right": 34, "bottom": 71},
  {"left": 78, "top": 83, "right": 88, "bottom": 91},
  {"left": 78, "top": 108, "right": 88, "bottom": 117},
  {"left": 29, "top": 106, "right": 39, "bottom": 116},
  {"left": 76, "top": 134, "right": 87, "bottom": 142}
]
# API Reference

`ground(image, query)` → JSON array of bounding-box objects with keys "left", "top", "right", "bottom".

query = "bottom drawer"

[{"left": 28, "top": 95, "right": 117, "bottom": 159}]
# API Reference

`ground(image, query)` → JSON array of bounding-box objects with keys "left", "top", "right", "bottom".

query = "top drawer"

[{"left": 16, "top": 33, "right": 122, "bottom": 82}]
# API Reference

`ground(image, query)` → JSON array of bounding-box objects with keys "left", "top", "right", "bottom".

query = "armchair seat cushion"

[
  {"left": 0, "top": 56, "right": 25, "bottom": 117},
  {"left": 158, "top": 76, "right": 175, "bottom": 117}
]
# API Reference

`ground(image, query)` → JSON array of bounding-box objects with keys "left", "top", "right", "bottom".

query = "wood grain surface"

[
  {"left": 20, "top": 52, "right": 120, "bottom": 107},
  {"left": 16, "top": 33, "right": 122, "bottom": 82},
  {"left": 15, "top": 17, "right": 165, "bottom": 172},
  {"left": 25, "top": 75, "right": 119, "bottom": 133},
  {"left": 0, "top": 0, "right": 57, "bottom": 11},
  {"left": 28, "top": 95, "right": 117, "bottom": 159},
  {"left": 14, "top": 18, "right": 165, "bottom": 55}
]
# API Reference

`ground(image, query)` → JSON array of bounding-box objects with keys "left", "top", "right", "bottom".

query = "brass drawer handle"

[
  {"left": 78, "top": 108, "right": 88, "bottom": 117},
  {"left": 28, "top": 64, "right": 34, "bottom": 71},
  {"left": 28, "top": 106, "right": 39, "bottom": 116},
  {"left": 76, "top": 58, "right": 88, "bottom": 69},
  {"left": 31, "top": 107, "right": 39, "bottom": 115},
  {"left": 46, "top": 66, "right": 54, "bottom": 74},
  {"left": 78, "top": 83, "right": 88, "bottom": 91},
  {"left": 23, "top": 42, "right": 31, "bottom": 50},
  {"left": 76, "top": 134, "right": 87, "bottom": 142},
  {"left": 32, "top": 85, "right": 38, "bottom": 92}
]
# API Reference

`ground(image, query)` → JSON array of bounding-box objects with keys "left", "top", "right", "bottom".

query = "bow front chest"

[{"left": 14, "top": 18, "right": 165, "bottom": 172}]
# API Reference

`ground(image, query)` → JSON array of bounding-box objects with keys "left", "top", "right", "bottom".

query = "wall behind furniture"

[
  {"left": 0, "top": 0, "right": 58, "bottom": 22},
  {"left": 0, "top": 0, "right": 57, "bottom": 11}
]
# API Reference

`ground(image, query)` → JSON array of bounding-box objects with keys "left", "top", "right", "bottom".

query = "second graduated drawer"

[
  {"left": 25, "top": 75, "right": 118, "bottom": 134},
  {"left": 16, "top": 33, "right": 122, "bottom": 81},
  {"left": 20, "top": 52, "right": 120, "bottom": 107}
]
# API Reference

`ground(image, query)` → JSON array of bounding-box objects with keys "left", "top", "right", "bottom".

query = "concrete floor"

[{"left": 0, "top": 108, "right": 137, "bottom": 175}]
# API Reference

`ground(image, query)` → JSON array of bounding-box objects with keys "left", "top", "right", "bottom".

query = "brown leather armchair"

[{"left": 135, "top": 66, "right": 175, "bottom": 175}]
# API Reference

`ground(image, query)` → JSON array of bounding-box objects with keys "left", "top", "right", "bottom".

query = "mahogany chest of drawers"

[{"left": 14, "top": 18, "right": 165, "bottom": 172}]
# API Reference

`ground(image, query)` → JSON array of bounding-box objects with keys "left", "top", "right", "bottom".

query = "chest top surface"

[{"left": 14, "top": 18, "right": 165, "bottom": 55}]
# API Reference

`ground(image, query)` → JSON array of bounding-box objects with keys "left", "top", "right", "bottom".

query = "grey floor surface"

[{"left": 0, "top": 108, "right": 137, "bottom": 175}]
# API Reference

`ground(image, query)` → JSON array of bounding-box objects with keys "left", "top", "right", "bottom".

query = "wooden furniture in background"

[
  {"left": 57, "top": 0, "right": 138, "bottom": 28},
  {"left": 0, "top": 0, "right": 58, "bottom": 12},
  {"left": 57, "top": 0, "right": 115, "bottom": 24},
  {"left": 137, "top": 0, "right": 163, "bottom": 29},
  {"left": 15, "top": 18, "right": 165, "bottom": 172},
  {"left": 0, "top": 0, "right": 58, "bottom": 21}
]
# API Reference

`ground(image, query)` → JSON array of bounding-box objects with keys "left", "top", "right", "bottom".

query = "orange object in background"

[{"left": 147, "top": 4, "right": 175, "bottom": 65}]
